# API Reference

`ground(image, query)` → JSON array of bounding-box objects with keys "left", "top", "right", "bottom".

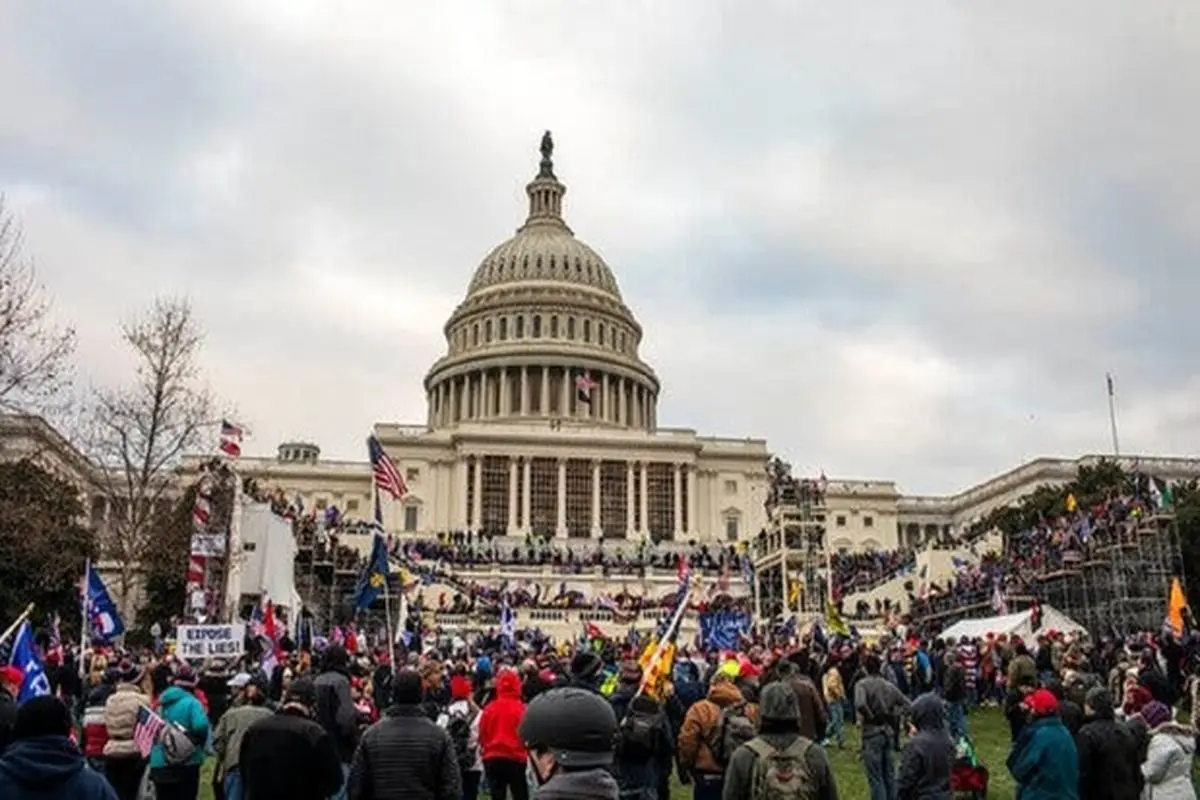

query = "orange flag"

[{"left": 1168, "top": 577, "right": 1188, "bottom": 635}]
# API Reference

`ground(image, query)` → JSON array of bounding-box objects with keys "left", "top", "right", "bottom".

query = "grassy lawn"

[{"left": 199, "top": 706, "right": 1016, "bottom": 799}]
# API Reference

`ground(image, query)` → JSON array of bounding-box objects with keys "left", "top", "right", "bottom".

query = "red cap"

[
  {"left": 0, "top": 666, "right": 23, "bottom": 687},
  {"left": 449, "top": 675, "right": 473, "bottom": 701},
  {"left": 1025, "top": 689, "right": 1058, "bottom": 716}
]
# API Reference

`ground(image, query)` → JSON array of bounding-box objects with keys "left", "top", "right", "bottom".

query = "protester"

[
  {"left": 854, "top": 653, "right": 911, "bottom": 800},
  {"left": 314, "top": 645, "right": 359, "bottom": 800},
  {"left": 721, "top": 682, "right": 838, "bottom": 800},
  {"left": 1075, "top": 687, "right": 1143, "bottom": 800},
  {"left": 438, "top": 674, "right": 483, "bottom": 800},
  {"left": 1138, "top": 700, "right": 1196, "bottom": 800},
  {"left": 213, "top": 673, "right": 274, "bottom": 800},
  {"left": 0, "top": 695, "right": 117, "bottom": 799},
  {"left": 348, "top": 669, "right": 462, "bottom": 800},
  {"left": 678, "top": 671, "right": 759, "bottom": 800},
  {"left": 892, "top": 693, "right": 953, "bottom": 800},
  {"left": 609, "top": 662, "right": 674, "bottom": 800},
  {"left": 148, "top": 665, "right": 210, "bottom": 800},
  {"left": 239, "top": 677, "right": 345, "bottom": 800},
  {"left": 519, "top": 687, "right": 621, "bottom": 800},
  {"left": 101, "top": 661, "right": 151, "bottom": 800},
  {"left": 1006, "top": 689, "right": 1078, "bottom": 799},
  {"left": 479, "top": 668, "right": 529, "bottom": 800}
]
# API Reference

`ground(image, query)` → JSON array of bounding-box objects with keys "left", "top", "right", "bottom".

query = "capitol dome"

[{"left": 425, "top": 133, "right": 660, "bottom": 432}]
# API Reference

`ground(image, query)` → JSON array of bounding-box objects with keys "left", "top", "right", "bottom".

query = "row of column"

[
  {"left": 461, "top": 456, "right": 697, "bottom": 538},
  {"left": 428, "top": 366, "right": 657, "bottom": 430}
]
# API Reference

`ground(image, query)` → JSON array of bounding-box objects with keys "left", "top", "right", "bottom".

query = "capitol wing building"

[{"left": 236, "top": 137, "right": 770, "bottom": 546}]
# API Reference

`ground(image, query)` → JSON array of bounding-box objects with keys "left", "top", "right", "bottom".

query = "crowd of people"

[
  {"left": 0, "top": 610, "right": 1198, "bottom": 800},
  {"left": 828, "top": 549, "right": 915, "bottom": 595}
]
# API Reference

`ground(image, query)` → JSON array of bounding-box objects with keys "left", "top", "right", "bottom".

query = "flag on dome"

[
  {"left": 368, "top": 435, "right": 407, "bottom": 500},
  {"left": 219, "top": 420, "right": 243, "bottom": 458},
  {"left": 575, "top": 372, "right": 598, "bottom": 404}
]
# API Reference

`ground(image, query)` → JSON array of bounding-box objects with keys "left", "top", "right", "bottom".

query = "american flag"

[
  {"left": 134, "top": 706, "right": 166, "bottom": 758},
  {"left": 574, "top": 372, "right": 598, "bottom": 404},
  {"left": 367, "top": 435, "right": 407, "bottom": 499},
  {"left": 219, "top": 419, "right": 243, "bottom": 458}
]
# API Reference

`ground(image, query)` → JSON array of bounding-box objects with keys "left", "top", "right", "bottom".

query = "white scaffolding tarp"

[
  {"left": 938, "top": 604, "right": 1087, "bottom": 641},
  {"left": 237, "top": 501, "right": 301, "bottom": 630}
]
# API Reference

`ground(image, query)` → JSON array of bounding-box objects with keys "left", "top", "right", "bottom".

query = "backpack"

[
  {"left": 746, "top": 738, "right": 814, "bottom": 800},
  {"left": 160, "top": 722, "right": 198, "bottom": 766},
  {"left": 445, "top": 708, "right": 476, "bottom": 766},
  {"left": 618, "top": 707, "right": 664, "bottom": 758},
  {"left": 708, "top": 701, "right": 756, "bottom": 766}
]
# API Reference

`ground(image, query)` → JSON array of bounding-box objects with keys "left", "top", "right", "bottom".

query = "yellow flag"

[
  {"left": 1066, "top": 494, "right": 1078, "bottom": 513},
  {"left": 641, "top": 641, "right": 675, "bottom": 702},
  {"left": 1168, "top": 577, "right": 1188, "bottom": 635},
  {"left": 637, "top": 634, "right": 659, "bottom": 671},
  {"left": 825, "top": 600, "right": 850, "bottom": 636}
]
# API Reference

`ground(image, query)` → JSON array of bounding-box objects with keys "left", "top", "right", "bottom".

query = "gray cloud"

[{"left": 0, "top": 1, "right": 1197, "bottom": 494}]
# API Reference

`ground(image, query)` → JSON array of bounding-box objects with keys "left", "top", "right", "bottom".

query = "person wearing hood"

[
  {"left": 1075, "top": 687, "right": 1143, "bottom": 800},
  {"left": 609, "top": 662, "right": 674, "bottom": 800},
  {"left": 479, "top": 668, "right": 529, "bottom": 800},
  {"left": 348, "top": 669, "right": 461, "bottom": 800},
  {"left": 895, "top": 693, "right": 953, "bottom": 800},
  {"left": 102, "top": 661, "right": 152, "bottom": 800},
  {"left": 213, "top": 673, "right": 274, "bottom": 800},
  {"left": 677, "top": 672, "right": 759, "bottom": 800},
  {"left": 0, "top": 695, "right": 117, "bottom": 799},
  {"left": 1006, "top": 689, "right": 1078, "bottom": 800},
  {"left": 569, "top": 653, "right": 605, "bottom": 693},
  {"left": 1139, "top": 700, "right": 1196, "bottom": 800},
  {"left": 238, "top": 677, "right": 345, "bottom": 800},
  {"left": 148, "top": 666, "right": 210, "bottom": 800},
  {"left": 314, "top": 645, "right": 359, "bottom": 800},
  {"left": 721, "top": 682, "right": 837, "bottom": 800}
]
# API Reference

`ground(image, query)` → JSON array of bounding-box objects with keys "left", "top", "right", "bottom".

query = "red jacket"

[{"left": 478, "top": 670, "right": 526, "bottom": 763}]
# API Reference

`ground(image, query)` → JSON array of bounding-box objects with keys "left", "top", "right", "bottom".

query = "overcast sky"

[{"left": 1, "top": 2, "right": 1197, "bottom": 495}]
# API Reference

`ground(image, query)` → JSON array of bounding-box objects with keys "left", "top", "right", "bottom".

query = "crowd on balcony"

[{"left": 829, "top": 547, "right": 916, "bottom": 593}]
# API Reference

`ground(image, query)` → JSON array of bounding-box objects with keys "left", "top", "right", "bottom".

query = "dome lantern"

[{"left": 519, "top": 130, "right": 571, "bottom": 235}]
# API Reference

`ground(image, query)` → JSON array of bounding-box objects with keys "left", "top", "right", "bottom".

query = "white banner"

[
  {"left": 177, "top": 624, "right": 245, "bottom": 661},
  {"left": 189, "top": 534, "right": 226, "bottom": 556}
]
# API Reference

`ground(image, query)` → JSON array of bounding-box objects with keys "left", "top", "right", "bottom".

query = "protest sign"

[{"left": 176, "top": 624, "right": 245, "bottom": 660}]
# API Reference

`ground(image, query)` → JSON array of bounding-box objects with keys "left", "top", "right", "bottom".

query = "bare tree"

[
  {"left": 0, "top": 197, "right": 76, "bottom": 413},
  {"left": 89, "top": 298, "right": 215, "bottom": 610}
]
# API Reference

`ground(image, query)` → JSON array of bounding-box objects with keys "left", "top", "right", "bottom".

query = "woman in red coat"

[{"left": 478, "top": 668, "right": 527, "bottom": 800}]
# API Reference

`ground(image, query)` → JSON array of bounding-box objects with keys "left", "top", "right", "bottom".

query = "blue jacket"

[
  {"left": 0, "top": 735, "right": 117, "bottom": 799},
  {"left": 1007, "top": 715, "right": 1079, "bottom": 800},
  {"left": 148, "top": 687, "right": 210, "bottom": 769}
]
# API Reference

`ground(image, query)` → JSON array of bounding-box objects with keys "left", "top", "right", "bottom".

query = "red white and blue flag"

[
  {"left": 367, "top": 435, "right": 407, "bottom": 500},
  {"left": 133, "top": 706, "right": 166, "bottom": 758},
  {"left": 575, "top": 372, "right": 598, "bottom": 404},
  {"left": 219, "top": 420, "right": 243, "bottom": 458}
]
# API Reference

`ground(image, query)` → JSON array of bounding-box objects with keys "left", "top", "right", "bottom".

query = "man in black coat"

[
  {"left": 238, "top": 677, "right": 345, "bottom": 800},
  {"left": 347, "top": 670, "right": 461, "bottom": 800},
  {"left": 1076, "top": 687, "right": 1144, "bottom": 800}
]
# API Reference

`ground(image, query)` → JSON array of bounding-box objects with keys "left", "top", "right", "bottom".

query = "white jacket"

[
  {"left": 437, "top": 699, "right": 482, "bottom": 772},
  {"left": 1142, "top": 722, "right": 1197, "bottom": 800}
]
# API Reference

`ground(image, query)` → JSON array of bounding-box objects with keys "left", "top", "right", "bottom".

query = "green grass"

[{"left": 199, "top": 707, "right": 1017, "bottom": 799}]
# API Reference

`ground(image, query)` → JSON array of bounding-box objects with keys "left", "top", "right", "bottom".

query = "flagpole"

[
  {"left": 1107, "top": 373, "right": 1121, "bottom": 457},
  {"left": 0, "top": 603, "right": 35, "bottom": 649},
  {"left": 79, "top": 558, "right": 90, "bottom": 680},
  {"left": 374, "top": 483, "right": 396, "bottom": 677}
]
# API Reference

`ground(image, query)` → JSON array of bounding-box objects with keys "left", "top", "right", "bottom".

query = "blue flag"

[
  {"left": 699, "top": 610, "right": 752, "bottom": 651},
  {"left": 86, "top": 564, "right": 125, "bottom": 640},
  {"left": 10, "top": 622, "right": 50, "bottom": 703},
  {"left": 355, "top": 534, "right": 390, "bottom": 610}
]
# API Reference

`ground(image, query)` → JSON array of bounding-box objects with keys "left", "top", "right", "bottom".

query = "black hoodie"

[{"left": 896, "top": 693, "right": 954, "bottom": 800}]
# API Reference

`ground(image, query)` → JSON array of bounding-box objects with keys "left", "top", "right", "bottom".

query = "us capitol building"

[{"left": 226, "top": 134, "right": 772, "bottom": 546}]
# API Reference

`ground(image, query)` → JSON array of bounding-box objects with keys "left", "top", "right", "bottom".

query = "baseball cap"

[{"left": 227, "top": 672, "right": 252, "bottom": 689}]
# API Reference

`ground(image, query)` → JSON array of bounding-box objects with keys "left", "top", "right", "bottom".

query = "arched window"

[
  {"left": 598, "top": 323, "right": 606, "bottom": 346},
  {"left": 583, "top": 319, "right": 591, "bottom": 343},
  {"left": 472, "top": 324, "right": 479, "bottom": 346},
  {"left": 567, "top": 317, "right": 576, "bottom": 339},
  {"left": 532, "top": 315, "right": 542, "bottom": 337},
  {"left": 550, "top": 316, "right": 559, "bottom": 337},
  {"left": 516, "top": 315, "right": 525, "bottom": 338},
  {"left": 485, "top": 319, "right": 493, "bottom": 342},
  {"left": 499, "top": 317, "right": 508, "bottom": 340}
]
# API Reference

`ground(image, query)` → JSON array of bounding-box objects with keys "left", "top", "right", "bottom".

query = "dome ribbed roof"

[{"left": 463, "top": 131, "right": 622, "bottom": 301}]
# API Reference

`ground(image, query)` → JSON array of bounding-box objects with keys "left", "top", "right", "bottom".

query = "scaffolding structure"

[
  {"left": 1035, "top": 510, "right": 1183, "bottom": 636},
  {"left": 752, "top": 458, "right": 829, "bottom": 625}
]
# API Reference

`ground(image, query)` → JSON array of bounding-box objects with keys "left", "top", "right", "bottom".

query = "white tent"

[
  {"left": 237, "top": 501, "right": 302, "bottom": 633},
  {"left": 938, "top": 603, "right": 1087, "bottom": 641}
]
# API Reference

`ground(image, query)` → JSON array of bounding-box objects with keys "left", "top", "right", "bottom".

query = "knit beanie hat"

[
  {"left": 14, "top": 696, "right": 72, "bottom": 740},
  {"left": 1141, "top": 700, "right": 1172, "bottom": 729}
]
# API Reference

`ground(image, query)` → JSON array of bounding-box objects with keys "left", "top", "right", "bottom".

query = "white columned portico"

[
  {"left": 673, "top": 463, "right": 683, "bottom": 539},
  {"left": 591, "top": 460, "right": 601, "bottom": 537},
  {"left": 507, "top": 456, "right": 519, "bottom": 535},
  {"left": 521, "top": 457, "right": 532, "bottom": 532},
  {"left": 556, "top": 459, "right": 567, "bottom": 537},
  {"left": 625, "top": 461, "right": 635, "bottom": 536},
  {"left": 639, "top": 462, "right": 649, "bottom": 536},
  {"left": 471, "top": 456, "right": 483, "bottom": 532}
]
